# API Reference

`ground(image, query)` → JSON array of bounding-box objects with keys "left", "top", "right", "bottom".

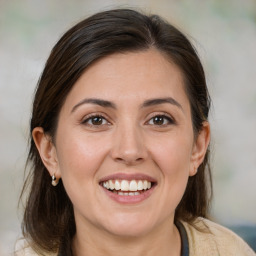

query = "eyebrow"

[
  {"left": 71, "top": 98, "right": 117, "bottom": 113},
  {"left": 141, "top": 97, "right": 183, "bottom": 111},
  {"left": 71, "top": 97, "right": 183, "bottom": 113}
]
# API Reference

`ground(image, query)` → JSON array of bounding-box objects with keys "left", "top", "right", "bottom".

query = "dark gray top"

[{"left": 175, "top": 220, "right": 189, "bottom": 256}]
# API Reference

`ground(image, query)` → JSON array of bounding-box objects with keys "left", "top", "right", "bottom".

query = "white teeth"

[
  {"left": 143, "top": 180, "right": 148, "bottom": 190},
  {"left": 121, "top": 180, "right": 130, "bottom": 191},
  {"left": 115, "top": 180, "right": 121, "bottom": 190},
  {"left": 109, "top": 180, "right": 115, "bottom": 190},
  {"left": 103, "top": 181, "right": 109, "bottom": 189},
  {"left": 117, "top": 191, "right": 141, "bottom": 196},
  {"left": 129, "top": 180, "right": 137, "bottom": 191},
  {"left": 102, "top": 179, "right": 153, "bottom": 193},
  {"left": 137, "top": 180, "right": 143, "bottom": 190}
]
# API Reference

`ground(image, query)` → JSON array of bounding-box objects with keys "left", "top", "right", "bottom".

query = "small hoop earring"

[{"left": 52, "top": 174, "right": 59, "bottom": 186}]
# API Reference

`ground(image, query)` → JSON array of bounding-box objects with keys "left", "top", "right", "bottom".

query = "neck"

[{"left": 72, "top": 217, "right": 181, "bottom": 256}]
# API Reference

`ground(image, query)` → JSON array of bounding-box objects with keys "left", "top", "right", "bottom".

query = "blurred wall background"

[{"left": 0, "top": 0, "right": 255, "bottom": 254}]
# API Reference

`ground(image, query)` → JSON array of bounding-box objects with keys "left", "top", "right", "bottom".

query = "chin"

[
  {"left": 102, "top": 213, "right": 155, "bottom": 238},
  {"left": 107, "top": 225, "right": 152, "bottom": 238}
]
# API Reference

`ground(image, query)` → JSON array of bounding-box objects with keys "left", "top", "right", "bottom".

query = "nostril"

[
  {"left": 114, "top": 156, "right": 144, "bottom": 165},
  {"left": 110, "top": 132, "right": 147, "bottom": 163}
]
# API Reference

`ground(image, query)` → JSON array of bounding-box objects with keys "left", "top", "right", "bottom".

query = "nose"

[{"left": 110, "top": 122, "right": 148, "bottom": 165}]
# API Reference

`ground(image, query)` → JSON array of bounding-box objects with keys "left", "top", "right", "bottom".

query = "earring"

[{"left": 51, "top": 174, "right": 59, "bottom": 186}]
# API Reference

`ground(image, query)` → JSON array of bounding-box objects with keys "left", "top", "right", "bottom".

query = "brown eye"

[
  {"left": 82, "top": 115, "right": 109, "bottom": 126},
  {"left": 148, "top": 115, "right": 174, "bottom": 126},
  {"left": 152, "top": 116, "right": 165, "bottom": 125},
  {"left": 91, "top": 116, "right": 103, "bottom": 125}
]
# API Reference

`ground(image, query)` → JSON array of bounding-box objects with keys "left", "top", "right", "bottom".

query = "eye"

[
  {"left": 147, "top": 115, "right": 174, "bottom": 126},
  {"left": 82, "top": 115, "right": 109, "bottom": 126}
]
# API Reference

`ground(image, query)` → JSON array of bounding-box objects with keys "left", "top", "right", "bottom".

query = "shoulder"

[
  {"left": 15, "top": 240, "right": 58, "bottom": 256},
  {"left": 15, "top": 247, "right": 38, "bottom": 256},
  {"left": 15, "top": 247, "right": 58, "bottom": 256},
  {"left": 182, "top": 217, "right": 255, "bottom": 256}
]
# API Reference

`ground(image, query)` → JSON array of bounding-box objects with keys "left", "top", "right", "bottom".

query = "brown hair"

[{"left": 20, "top": 8, "right": 212, "bottom": 254}]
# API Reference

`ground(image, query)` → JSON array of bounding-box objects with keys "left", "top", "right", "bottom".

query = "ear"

[
  {"left": 32, "top": 127, "right": 61, "bottom": 179},
  {"left": 189, "top": 121, "right": 210, "bottom": 176}
]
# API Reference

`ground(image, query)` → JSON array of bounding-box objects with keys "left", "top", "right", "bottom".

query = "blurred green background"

[{"left": 0, "top": 0, "right": 255, "bottom": 254}]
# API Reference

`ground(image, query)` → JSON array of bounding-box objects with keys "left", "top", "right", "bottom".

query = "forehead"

[{"left": 62, "top": 49, "right": 190, "bottom": 110}]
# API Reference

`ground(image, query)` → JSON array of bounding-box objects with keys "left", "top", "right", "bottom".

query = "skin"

[{"left": 33, "top": 49, "right": 210, "bottom": 256}]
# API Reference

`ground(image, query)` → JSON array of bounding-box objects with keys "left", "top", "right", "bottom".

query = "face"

[{"left": 35, "top": 49, "right": 209, "bottom": 238}]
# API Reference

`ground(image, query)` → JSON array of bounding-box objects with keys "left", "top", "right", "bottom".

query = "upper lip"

[{"left": 99, "top": 173, "right": 157, "bottom": 183}]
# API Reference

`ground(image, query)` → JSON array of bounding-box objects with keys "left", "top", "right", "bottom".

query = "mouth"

[{"left": 100, "top": 179, "right": 156, "bottom": 196}]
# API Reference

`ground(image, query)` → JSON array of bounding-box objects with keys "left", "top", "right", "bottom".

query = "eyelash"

[
  {"left": 81, "top": 113, "right": 175, "bottom": 127},
  {"left": 146, "top": 114, "right": 175, "bottom": 126},
  {"left": 81, "top": 114, "right": 110, "bottom": 127}
]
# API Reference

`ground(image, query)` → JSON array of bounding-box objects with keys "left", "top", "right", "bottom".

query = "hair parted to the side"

[{"left": 20, "top": 8, "right": 212, "bottom": 254}]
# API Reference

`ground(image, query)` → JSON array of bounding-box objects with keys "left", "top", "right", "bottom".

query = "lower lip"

[{"left": 101, "top": 186, "right": 156, "bottom": 204}]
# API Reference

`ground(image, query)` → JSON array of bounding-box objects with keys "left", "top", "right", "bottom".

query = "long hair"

[{"left": 20, "top": 8, "right": 212, "bottom": 254}]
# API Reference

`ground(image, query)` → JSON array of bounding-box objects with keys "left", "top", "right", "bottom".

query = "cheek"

[
  {"left": 55, "top": 133, "right": 111, "bottom": 214},
  {"left": 140, "top": 134, "right": 193, "bottom": 221},
  {"left": 155, "top": 141, "right": 191, "bottom": 193},
  {"left": 150, "top": 133, "right": 193, "bottom": 200},
  {"left": 56, "top": 132, "right": 109, "bottom": 184},
  {"left": 150, "top": 133, "right": 193, "bottom": 176}
]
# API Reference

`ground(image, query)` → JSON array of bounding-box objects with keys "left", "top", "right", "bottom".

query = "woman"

[{"left": 18, "top": 8, "right": 255, "bottom": 256}]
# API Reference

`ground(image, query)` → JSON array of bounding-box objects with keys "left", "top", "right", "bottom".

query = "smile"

[{"left": 101, "top": 180, "right": 153, "bottom": 196}]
